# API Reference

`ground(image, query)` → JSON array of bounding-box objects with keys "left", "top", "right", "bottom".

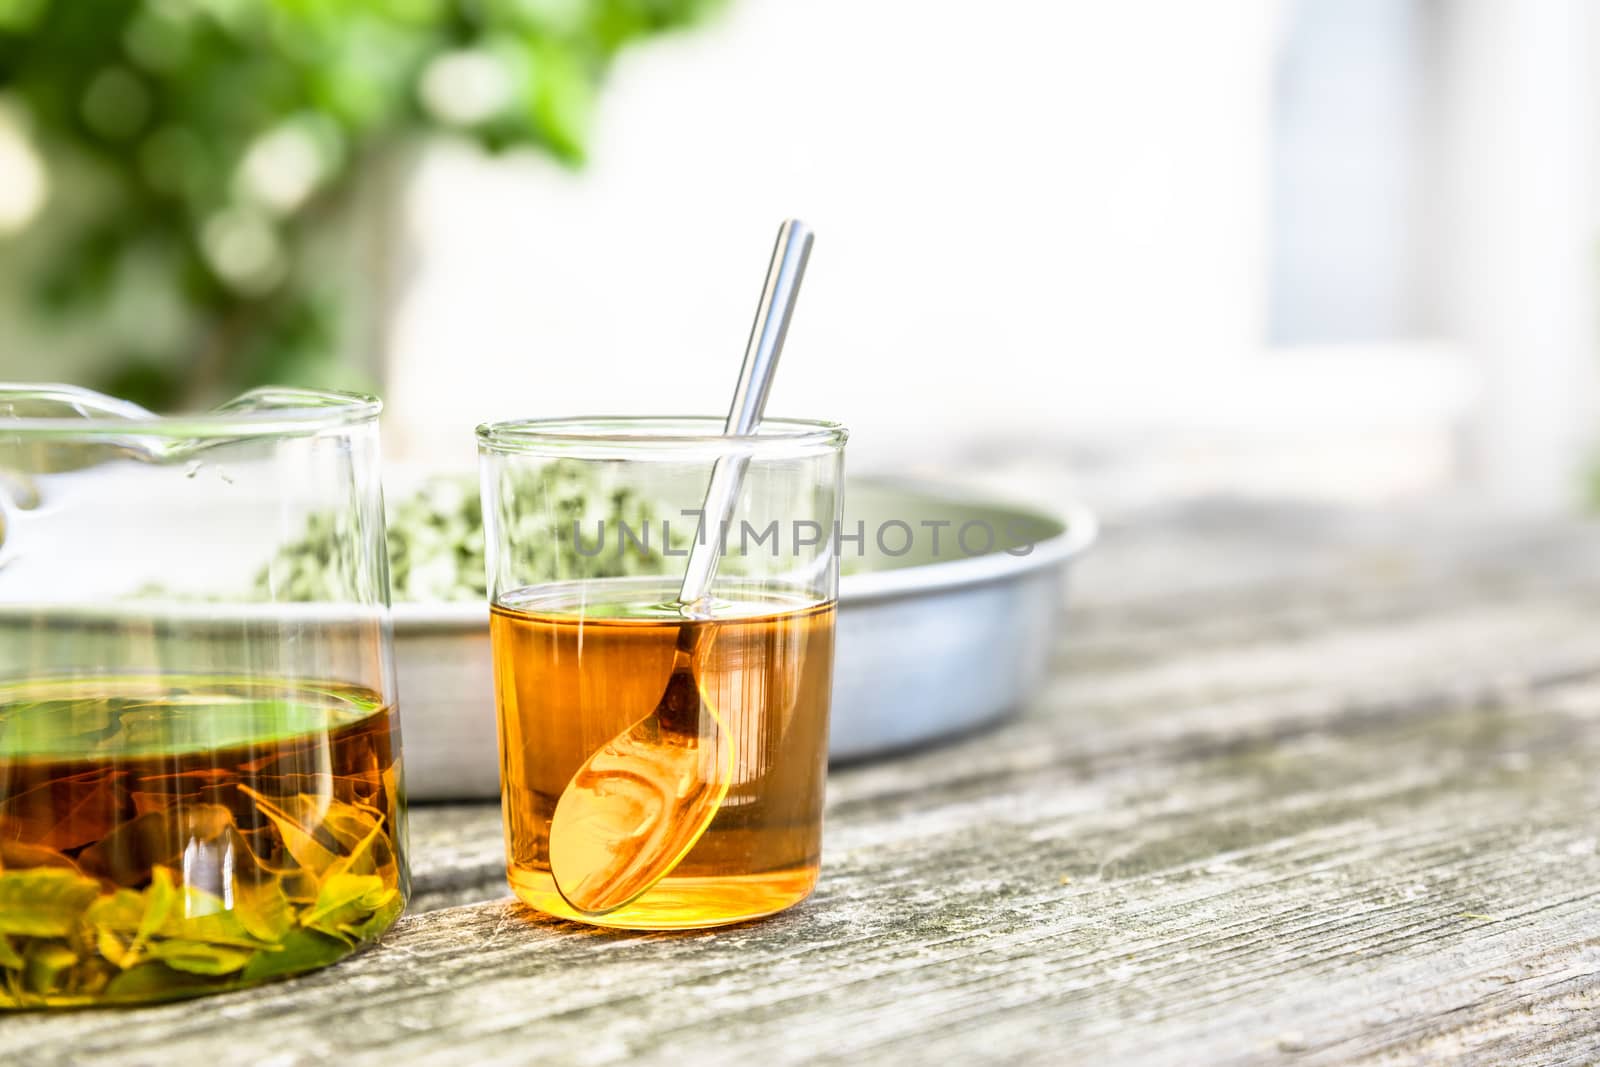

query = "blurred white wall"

[
  {"left": 1433, "top": 0, "right": 1599, "bottom": 514},
  {"left": 216, "top": 1, "right": 1600, "bottom": 512},
  {"left": 385, "top": 0, "right": 1286, "bottom": 476},
  {"left": 1269, "top": 0, "right": 1430, "bottom": 344}
]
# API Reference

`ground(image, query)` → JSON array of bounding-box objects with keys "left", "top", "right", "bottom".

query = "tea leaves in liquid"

[{"left": 0, "top": 675, "right": 407, "bottom": 1007}]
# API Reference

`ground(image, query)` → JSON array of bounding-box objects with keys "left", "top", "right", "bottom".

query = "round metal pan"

[{"left": 394, "top": 478, "right": 1097, "bottom": 799}]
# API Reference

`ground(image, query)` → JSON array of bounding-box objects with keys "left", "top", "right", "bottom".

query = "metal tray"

[{"left": 394, "top": 478, "right": 1097, "bottom": 799}]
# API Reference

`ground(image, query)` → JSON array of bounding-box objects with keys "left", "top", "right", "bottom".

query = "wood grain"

[{"left": 9, "top": 501, "right": 1600, "bottom": 1066}]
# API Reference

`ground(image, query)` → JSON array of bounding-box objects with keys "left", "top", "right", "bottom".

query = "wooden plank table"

[{"left": 9, "top": 501, "right": 1600, "bottom": 1065}]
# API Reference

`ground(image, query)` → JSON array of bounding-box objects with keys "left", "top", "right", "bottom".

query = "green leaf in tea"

[
  {"left": 238, "top": 929, "right": 348, "bottom": 983},
  {"left": 337, "top": 890, "right": 404, "bottom": 943},
  {"left": 0, "top": 868, "right": 101, "bottom": 936},
  {"left": 236, "top": 786, "right": 342, "bottom": 875},
  {"left": 303, "top": 872, "right": 393, "bottom": 941},
  {"left": 145, "top": 940, "right": 255, "bottom": 977},
  {"left": 23, "top": 944, "right": 79, "bottom": 996},
  {"left": 232, "top": 877, "right": 294, "bottom": 945},
  {"left": 103, "top": 962, "right": 217, "bottom": 1003},
  {"left": 85, "top": 887, "right": 146, "bottom": 934},
  {"left": 137, "top": 866, "right": 178, "bottom": 943}
]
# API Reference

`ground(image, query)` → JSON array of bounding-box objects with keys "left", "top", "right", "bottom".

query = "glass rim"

[
  {"left": 0, "top": 384, "right": 382, "bottom": 437},
  {"left": 476, "top": 415, "right": 849, "bottom": 457}
]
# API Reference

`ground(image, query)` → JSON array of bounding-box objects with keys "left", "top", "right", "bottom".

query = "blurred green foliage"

[{"left": 0, "top": 0, "right": 720, "bottom": 409}]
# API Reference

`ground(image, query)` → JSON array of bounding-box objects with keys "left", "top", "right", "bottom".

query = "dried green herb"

[{"left": 259, "top": 464, "right": 692, "bottom": 604}]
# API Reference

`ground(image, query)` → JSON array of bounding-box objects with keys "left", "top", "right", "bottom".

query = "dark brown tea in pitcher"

[{"left": 0, "top": 674, "right": 407, "bottom": 1008}]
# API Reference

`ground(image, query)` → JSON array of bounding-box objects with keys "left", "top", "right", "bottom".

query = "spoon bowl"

[{"left": 548, "top": 625, "right": 734, "bottom": 914}]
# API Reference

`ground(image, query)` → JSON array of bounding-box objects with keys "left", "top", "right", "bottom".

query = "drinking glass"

[
  {"left": 479, "top": 416, "right": 846, "bottom": 929},
  {"left": 0, "top": 384, "right": 407, "bottom": 1007}
]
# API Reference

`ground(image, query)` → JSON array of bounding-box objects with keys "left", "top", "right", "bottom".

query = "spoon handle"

[{"left": 677, "top": 220, "right": 814, "bottom": 608}]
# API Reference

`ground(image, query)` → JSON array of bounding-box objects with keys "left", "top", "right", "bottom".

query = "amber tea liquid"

[
  {"left": 491, "top": 582, "right": 834, "bottom": 929},
  {"left": 0, "top": 675, "right": 406, "bottom": 1008}
]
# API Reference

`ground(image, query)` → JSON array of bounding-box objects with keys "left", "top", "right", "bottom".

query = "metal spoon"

[{"left": 548, "top": 220, "right": 814, "bottom": 917}]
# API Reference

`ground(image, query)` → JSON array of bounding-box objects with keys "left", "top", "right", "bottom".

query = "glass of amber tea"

[
  {"left": 479, "top": 416, "right": 846, "bottom": 930},
  {"left": 0, "top": 385, "right": 407, "bottom": 1008}
]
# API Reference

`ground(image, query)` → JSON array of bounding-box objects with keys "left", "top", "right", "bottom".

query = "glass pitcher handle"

[
  {"left": 0, "top": 382, "right": 374, "bottom": 422},
  {"left": 0, "top": 382, "right": 157, "bottom": 421},
  {"left": 0, "top": 383, "right": 378, "bottom": 472},
  {"left": 0, "top": 382, "right": 169, "bottom": 479}
]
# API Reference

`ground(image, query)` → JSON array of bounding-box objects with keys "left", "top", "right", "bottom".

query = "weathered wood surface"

[{"left": 10, "top": 501, "right": 1600, "bottom": 1065}]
